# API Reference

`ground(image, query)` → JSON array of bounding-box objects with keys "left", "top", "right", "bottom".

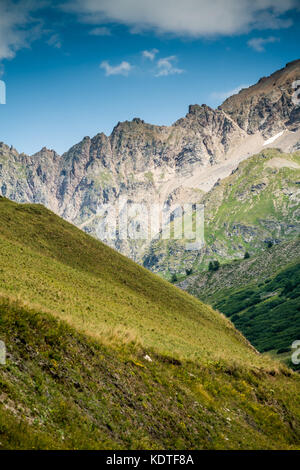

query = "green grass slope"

[
  {"left": 0, "top": 197, "right": 300, "bottom": 449},
  {"left": 1, "top": 297, "right": 300, "bottom": 450},
  {"left": 202, "top": 149, "right": 300, "bottom": 266},
  {"left": 0, "top": 197, "right": 262, "bottom": 366}
]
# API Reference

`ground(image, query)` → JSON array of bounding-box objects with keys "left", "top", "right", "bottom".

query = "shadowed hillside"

[{"left": 177, "top": 238, "right": 300, "bottom": 369}]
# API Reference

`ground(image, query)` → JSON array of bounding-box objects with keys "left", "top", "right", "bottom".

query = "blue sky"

[{"left": 0, "top": 0, "right": 300, "bottom": 155}]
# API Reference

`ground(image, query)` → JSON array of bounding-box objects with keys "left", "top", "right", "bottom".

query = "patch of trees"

[
  {"left": 215, "top": 263, "right": 300, "bottom": 370},
  {"left": 208, "top": 260, "right": 220, "bottom": 272}
]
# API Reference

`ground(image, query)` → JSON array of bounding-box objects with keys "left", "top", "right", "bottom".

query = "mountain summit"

[{"left": 220, "top": 59, "right": 300, "bottom": 136}]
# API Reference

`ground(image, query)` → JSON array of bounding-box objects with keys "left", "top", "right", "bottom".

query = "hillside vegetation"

[
  {"left": 215, "top": 263, "right": 300, "bottom": 369},
  {"left": 178, "top": 239, "right": 300, "bottom": 369},
  {"left": 180, "top": 238, "right": 300, "bottom": 304},
  {"left": 0, "top": 197, "right": 300, "bottom": 449},
  {"left": 0, "top": 197, "right": 256, "bottom": 365}
]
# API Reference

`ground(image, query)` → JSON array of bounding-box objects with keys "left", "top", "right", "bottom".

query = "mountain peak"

[
  {"left": 32, "top": 146, "right": 59, "bottom": 158},
  {"left": 132, "top": 117, "right": 145, "bottom": 124},
  {"left": 188, "top": 104, "right": 212, "bottom": 115},
  {"left": 285, "top": 58, "right": 300, "bottom": 68},
  {"left": 220, "top": 59, "right": 300, "bottom": 136}
]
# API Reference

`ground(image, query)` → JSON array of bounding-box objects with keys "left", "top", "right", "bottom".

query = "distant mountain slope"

[
  {"left": 177, "top": 238, "right": 300, "bottom": 369},
  {"left": 0, "top": 198, "right": 300, "bottom": 449},
  {"left": 178, "top": 238, "right": 300, "bottom": 303},
  {"left": 144, "top": 149, "right": 300, "bottom": 275},
  {"left": 216, "top": 263, "right": 300, "bottom": 370}
]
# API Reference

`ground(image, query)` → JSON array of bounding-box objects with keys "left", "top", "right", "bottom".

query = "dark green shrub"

[
  {"left": 208, "top": 260, "right": 220, "bottom": 272},
  {"left": 277, "top": 347, "right": 290, "bottom": 354}
]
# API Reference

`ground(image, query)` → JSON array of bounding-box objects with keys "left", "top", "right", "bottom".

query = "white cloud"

[
  {"left": 89, "top": 26, "right": 111, "bottom": 36},
  {"left": 100, "top": 52, "right": 182, "bottom": 78},
  {"left": 247, "top": 35, "right": 279, "bottom": 52},
  {"left": 155, "top": 56, "right": 184, "bottom": 77},
  {"left": 211, "top": 84, "right": 249, "bottom": 102},
  {"left": 142, "top": 48, "right": 158, "bottom": 60},
  {"left": 0, "top": 0, "right": 43, "bottom": 61},
  {"left": 100, "top": 60, "right": 133, "bottom": 76},
  {"left": 47, "top": 33, "right": 62, "bottom": 49},
  {"left": 63, "top": 0, "right": 299, "bottom": 37}
]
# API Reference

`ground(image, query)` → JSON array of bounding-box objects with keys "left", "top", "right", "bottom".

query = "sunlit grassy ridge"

[
  {"left": 0, "top": 197, "right": 300, "bottom": 449},
  {"left": 202, "top": 150, "right": 300, "bottom": 257}
]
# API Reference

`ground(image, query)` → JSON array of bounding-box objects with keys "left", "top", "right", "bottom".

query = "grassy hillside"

[
  {"left": 2, "top": 296, "right": 300, "bottom": 450},
  {"left": 0, "top": 197, "right": 266, "bottom": 366},
  {"left": 143, "top": 149, "right": 300, "bottom": 277},
  {"left": 0, "top": 197, "right": 300, "bottom": 449}
]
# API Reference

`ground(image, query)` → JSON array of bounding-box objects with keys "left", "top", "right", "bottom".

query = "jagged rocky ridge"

[{"left": 0, "top": 60, "right": 299, "bottom": 265}]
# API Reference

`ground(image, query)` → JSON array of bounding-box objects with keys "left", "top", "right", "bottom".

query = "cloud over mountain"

[{"left": 64, "top": 0, "right": 299, "bottom": 37}]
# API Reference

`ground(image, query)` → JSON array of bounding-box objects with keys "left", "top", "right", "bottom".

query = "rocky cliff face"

[
  {"left": 0, "top": 60, "right": 299, "bottom": 264},
  {"left": 220, "top": 59, "right": 300, "bottom": 136}
]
